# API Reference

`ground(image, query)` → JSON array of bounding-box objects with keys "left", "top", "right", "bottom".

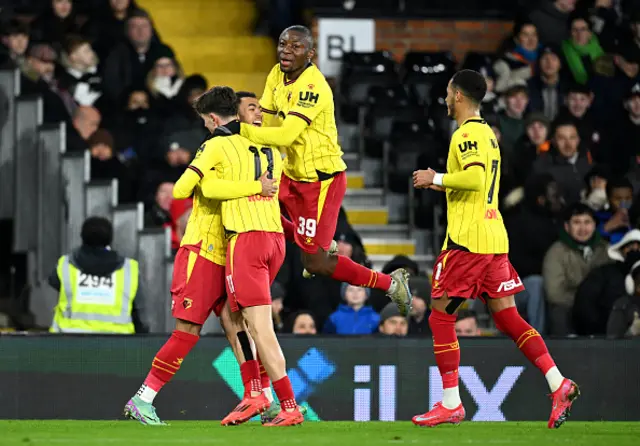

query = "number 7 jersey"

[{"left": 443, "top": 118, "right": 509, "bottom": 254}]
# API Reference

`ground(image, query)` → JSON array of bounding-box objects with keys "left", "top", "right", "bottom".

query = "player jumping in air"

[
  {"left": 411, "top": 70, "right": 579, "bottom": 429},
  {"left": 240, "top": 25, "right": 412, "bottom": 314},
  {"left": 194, "top": 86, "right": 303, "bottom": 426},
  {"left": 123, "top": 93, "right": 279, "bottom": 426}
]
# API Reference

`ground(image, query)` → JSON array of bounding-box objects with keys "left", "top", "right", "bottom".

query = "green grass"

[{"left": 1, "top": 421, "right": 639, "bottom": 446}]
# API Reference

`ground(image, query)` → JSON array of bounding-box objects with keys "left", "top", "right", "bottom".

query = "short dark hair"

[
  {"left": 281, "top": 25, "right": 314, "bottom": 49},
  {"left": 553, "top": 118, "right": 578, "bottom": 136},
  {"left": 236, "top": 91, "right": 257, "bottom": 100},
  {"left": 606, "top": 176, "right": 633, "bottom": 198},
  {"left": 193, "top": 86, "right": 238, "bottom": 118},
  {"left": 4, "top": 19, "right": 29, "bottom": 37},
  {"left": 563, "top": 202, "right": 595, "bottom": 223},
  {"left": 450, "top": 69, "right": 487, "bottom": 104},
  {"left": 81, "top": 217, "right": 113, "bottom": 248}
]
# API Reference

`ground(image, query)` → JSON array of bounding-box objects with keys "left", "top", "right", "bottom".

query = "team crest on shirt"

[
  {"left": 183, "top": 298, "right": 193, "bottom": 310},
  {"left": 304, "top": 236, "right": 313, "bottom": 245},
  {"left": 462, "top": 133, "right": 468, "bottom": 138},
  {"left": 308, "top": 84, "right": 314, "bottom": 90}
]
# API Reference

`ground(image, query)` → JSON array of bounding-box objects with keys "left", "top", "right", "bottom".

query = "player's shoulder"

[
  {"left": 266, "top": 64, "right": 283, "bottom": 84},
  {"left": 453, "top": 118, "right": 496, "bottom": 145},
  {"left": 301, "top": 64, "right": 332, "bottom": 93}
]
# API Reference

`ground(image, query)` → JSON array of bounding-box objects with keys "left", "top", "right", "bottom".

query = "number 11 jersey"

[{"left": 443, "top": 118, "right": 509, "bottom": 254}]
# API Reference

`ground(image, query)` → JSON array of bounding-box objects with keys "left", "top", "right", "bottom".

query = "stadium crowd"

[{"left": 1, "top": 0, "right": 640, "bottom": 339}]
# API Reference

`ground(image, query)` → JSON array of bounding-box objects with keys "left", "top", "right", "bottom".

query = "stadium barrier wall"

[{"left": 0, "top": 335, "right": 638, "bottom": 421}]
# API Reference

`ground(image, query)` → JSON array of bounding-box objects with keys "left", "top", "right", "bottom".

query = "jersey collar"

[
  {"left": 461, "top": 117, "right": 486, "bottom": 126},
  {"left": 284, "top": 62, "right": 313, "bottom": 86},
  {"left": 212, "top": 120, "right": 241, "bottom": 137}
]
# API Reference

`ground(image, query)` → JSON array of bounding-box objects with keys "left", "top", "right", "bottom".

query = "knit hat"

[
  {"left": 525, "top": 111, "right": 550, "bottom": 129},
  {"left": 379, "top": 302, "right": 403, "bottom": 324},
  {"left": 28, "top": 43, "right": 57, "bottom": 62},
  {"left": 87, "top": 129, "right": 114, "bottom": 149},
  {"left": 340, "top": 282, "right": 370, "bottom": 300}
]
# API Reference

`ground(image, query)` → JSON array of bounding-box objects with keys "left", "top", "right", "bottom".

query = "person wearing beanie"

[
  {"left": 378, "top": 302, "right": 408, "bottom": 336},
  {"left": 88, "top": 128, "right": 134, "bottom": 203},
  {"left": 528, "top": 44, "right": 566, "bottom": 120},
  {"left": 323, "top": 283, "right": 380, "bottom": 335},
  {"left": 606, "top": 258, "right": 640, "bottom": 338}
]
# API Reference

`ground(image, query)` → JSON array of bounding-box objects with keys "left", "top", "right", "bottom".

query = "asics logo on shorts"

[{"left": 496, "top": 277, "right": 522, "bottom": 293}]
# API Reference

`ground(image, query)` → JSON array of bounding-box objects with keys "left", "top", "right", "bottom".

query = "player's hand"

[
  {"left": 413, "top": 169, "right": 436, "bottom": 189},
  {"left": 259, "top": 171, "right": 278, "bottom": 197},
  {"left": 428, "top": 184, "right": 446, "bottom": 192}
]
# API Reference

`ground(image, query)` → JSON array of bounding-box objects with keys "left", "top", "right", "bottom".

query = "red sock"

[
  {"left": 330, "top": 255, "right": 392, "bottom": 291},
  {"left": 240, "top": 359, "right": 262, "bottom": 398},
  {"left": 272, "top": 376, "right": 297, "bottom": 410},
  {"left": 143, "top": 330, "right": 199, "bottom": 391},
  {"left": 493, "top": 306, "right": 555, "bottom": 374},
  {"left": 280, "top": 215, "right": 295, "bottom": 242},
  {"left": 429, "top": 309, "right": 460, "bottom": 389},
  {"left": 258, "top": 356, "right": 270, "bottom": 390}
]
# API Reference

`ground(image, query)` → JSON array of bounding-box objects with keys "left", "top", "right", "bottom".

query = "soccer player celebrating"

[
  {"left": 194, "top": 86, "right": 303, "bottom": 426},
  {"left": 123, "top": 96, "right": 279, "bottom": 426},
  {"left": 240, "top": 25, "right": 412, "bottom": 314},
  {"left": 412, "top": 70, "right": 579, "bottom": 429}
]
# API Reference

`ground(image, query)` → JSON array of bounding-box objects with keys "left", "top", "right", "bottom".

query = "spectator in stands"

[
  {"left": 0, "top": 20, "right": 29, "bottom": 70},
  {"left": 605, "top": 83, "right": 640, "bottom": 174},
  {"left": 494, "top": 20, "right": 540, "bottom": 94},
  {"left": 607, "top": 257, "right": 640, "bottom": 338},
  {"left": 583, "top": 165, "right": 609, "bottom": 210},
  {"left": 378, "top": 302, "right": 408, "bottom": 337},
  {"left": 507, "top": 112, "right": 551, "bottom": 196},
  {"left": 168, "top": 196, "right": 191, "bottom": 252},
  {"left": 31, "top": 0, "right": 85, "bottom": 51},
  {"left": 21, "top": 43, "right": 76, "bottom": 123},
  {"left": 455, "top": 310, "right": 481, "bottom": 337},
  {"left": 527, "top": 45, "right": 567, "bottom": 120},
  {"left": 543, "top": 202, "right": 610, "bottom": 335},
  {"left": 48, "top": 216, "right": 148, "bottom": 333},
  {"left": 143, "top": 181, "right": 192, "bottom": 250},
  {"left": 479, "top": 66, "right": 500, "bottom": 115},
  {"left": 529, "top": 0, "right": 577, "bottom": 46},
  {"left": 58, "top": 36, "right": 105, "bottom": 110},
  {"left": 66, "top": 105, "right": 101, "bottom": 152},
  {"left": 285, "top": 311, "right": 317, "bottom": 335},
  {"left": 408, "top": 277, "right": 431, "bottom": 336},
  {"left": 505, "top": 174, "right": 564, "bottom": 333},
  {"left": 103, "top": 9, "right": 172, "bottom": 104},
  {"left": 271, "top": 281, "right": 285, "bottom": 332},
  {"left": 88, "top": 129, "right": 134, "bottom": 203},
  {"left": 555, "top": 84, "right": 604, "bottom": 160},
  {"left": 574, "top": 230, "right": 640, "bottom": 336},
  {"left": 91, "top": 0, "right": 157, "bottom": 60},
  {"left": 614, "top": 11, "right": 640, "bottom": 82},
  {"left": 534, "top": 120, "right": 590, "bottom": 204},
  {"left": 562, "top": 15, "right": 612, "bottom": 86},
  {"left": 595, "top": 177, "right": 633, "bottom": 243},
  {"left": 498, "top": 81, "right": 529, "bottom": 155},
  {"left": 323, "top": 284, "right": 380, "bottom": 335},
  {"left": 145, "top": 47, "right": 184, "bottom": 117}
]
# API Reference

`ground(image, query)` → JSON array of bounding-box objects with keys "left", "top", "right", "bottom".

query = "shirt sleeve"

[
  {"left": 287, "top": 84, "right": 330, "bottom": 125},
  {"left": 240, "top": 116, "right": 308, "bottom": 148},
  {"left": 259, "top": 66, "right": 278, "bottom": 116},
  {"left": 441, "top": 130, "right": 484, "bottom": 191},
  {"left": 173, "top": 140, "right": 216, "bottom": 199}
]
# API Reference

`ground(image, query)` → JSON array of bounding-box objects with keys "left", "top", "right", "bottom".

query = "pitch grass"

[{"left": 1, "top": 421, "right": 639, "bottom": 446}]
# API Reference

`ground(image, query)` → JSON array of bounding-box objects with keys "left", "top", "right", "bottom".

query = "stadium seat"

[
  {"left": 360, "top": 85, "right": 425, "bottom": 157},
  {"left": 339, "top": 51, "right": 398, "bottom": 123},
  {"left": 427, "top": 90, "right": 455, "bottom": 143},
  {"left": 402, "top": 51, "right": 456, "bottom": 107}
]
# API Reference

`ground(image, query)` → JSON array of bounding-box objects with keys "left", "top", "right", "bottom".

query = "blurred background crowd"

[{"left": 1, "top": 0, "right": 640, "bottom": 340}]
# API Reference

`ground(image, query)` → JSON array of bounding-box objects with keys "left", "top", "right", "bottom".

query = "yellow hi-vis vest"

[{"left": 50, "top": 254, "right": 139, "bottom": 334}]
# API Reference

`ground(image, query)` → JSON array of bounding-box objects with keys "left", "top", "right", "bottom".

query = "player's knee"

[
  {"left": 175, "top": 319, "right": 202, "bottom": 336},
  {"left": 302, "top": 252, "right": 332, "bottom": 275}
]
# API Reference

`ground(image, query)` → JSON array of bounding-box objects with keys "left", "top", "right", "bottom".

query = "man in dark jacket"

[
  {"left": 48, "top": 217, "right": 148, "bottom": 333},
  {"left": 505, "top": 173, "right": 564, "bottom": 332},
  {"left": 573, "top": 230, "right": 640, "bottom": 336},
  {"left": 533, "top": 120, "right": 591, "bottom": 204},
  {"left": 529, "top": 0, "right": 576, "bottom": 46},
  {"left": 607, "top": 257, "right": 640, "bottom": 338},
  {"left": 528, "top": 45, "right": 567, "bottom": 120}
]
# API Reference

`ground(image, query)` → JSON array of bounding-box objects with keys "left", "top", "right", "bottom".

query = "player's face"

[
  {"left": 609, "top": 187, "right": 633, "bottom": 212},
  {"left": 554, "top": 124, "right": 579, "bottom": 158},
  {"left": 445, "top": 81, "right": 457, "bottom": 118},
  {"left": 526, "top": 121, "right": 548, "bottom": 145},
  {"left": 292, "top": 314, "right": 316, "bottom": 335},
  {"left": 517, "top": 24, "right": 538, "bottom": 52},
  {"left": 567, "top": 92, "right": 591, "bottom": 118},
  {"left": 278, "top": 31, "right": 314, "bottom": 74},
  {"left": 238, "top": 97, "right": 263, "bottom": 126},
  {"left": 455, "top": 317, "right": 480, "bottom": 337},
  {"left": 566, "top": 214, "right": 596, "bottom": 243},
  {"left": 380, "top": 316, "right": 408, "bottom": 336}
]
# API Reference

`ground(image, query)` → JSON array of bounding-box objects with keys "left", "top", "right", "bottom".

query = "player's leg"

[
  {"left": 484, "top": 255, "right": 579, "bottom": 429},
  {"left": 283, "top": 172, "right": 412, "bottom": 314},
  {"left": 412, "top": 250, "right": 488, "bottom": 427},
  {"left": 124, "top": 248, "right": 221, "bottom": 425}
]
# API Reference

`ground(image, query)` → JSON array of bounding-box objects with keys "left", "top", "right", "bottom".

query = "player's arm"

[
  {"left": 173, "top": 141, "right": 216, "bottom": 199},
  {"left": 434, "top": 132, "right": 484, "bottom": 191},
  {"left": 241, "top": 85, "right": 328, "bottom": 147}
]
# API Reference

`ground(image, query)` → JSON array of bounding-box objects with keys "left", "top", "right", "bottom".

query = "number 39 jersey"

[
  {"left": 443, "top": 118, "right": 509, "bottom": 254},
  {"left": 198, "top": 124, "right": 284, "bottom": 235}
]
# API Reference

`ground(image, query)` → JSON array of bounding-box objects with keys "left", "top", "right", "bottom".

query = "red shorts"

[
  {"left": 431, "top": 250, "right": 525, "bottom": 300},
  {"left": 278, "top": 171, "right": 346, "bottom": 254},
  {"left": 225, "top": 231, "right": 285, "bottom": 312},
  {"left": 170, "top": 246, "right": 226, "bottom": 324}
]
